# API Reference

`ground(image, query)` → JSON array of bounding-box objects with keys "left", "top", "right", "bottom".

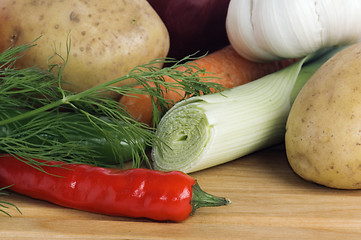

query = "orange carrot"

[{"left": 119, "top": 45, "right": 297, "bottom": 126}]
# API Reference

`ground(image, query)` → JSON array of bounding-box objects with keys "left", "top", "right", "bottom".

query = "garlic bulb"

[{"left": 226, "top": 0, "right": 361, "bottom": 62}]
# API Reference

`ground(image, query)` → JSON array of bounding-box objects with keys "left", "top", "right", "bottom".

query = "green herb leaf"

[{"left": 0, "top": 38, "right": 223, "bottom": 168}]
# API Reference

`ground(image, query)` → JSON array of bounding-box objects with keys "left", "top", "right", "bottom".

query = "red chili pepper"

[{"left": 0, "top": 154, "right": 230, "bottom": 222}]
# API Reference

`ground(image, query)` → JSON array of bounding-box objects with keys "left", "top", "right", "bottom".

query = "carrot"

[{"left": 119, "top": 45, "right": 297, "bottom": 126}]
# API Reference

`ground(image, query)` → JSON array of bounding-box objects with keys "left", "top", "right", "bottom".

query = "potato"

[
  {"left": 285, "top": 42, "right": 361, "bottom": 189},
  {"left": 0, "top": 0, "right": 169, "bottom": 93}
]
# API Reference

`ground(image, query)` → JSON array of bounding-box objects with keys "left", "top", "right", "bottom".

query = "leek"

[{"left": 151, "top": 47, "right": 345, "bottom": 173}]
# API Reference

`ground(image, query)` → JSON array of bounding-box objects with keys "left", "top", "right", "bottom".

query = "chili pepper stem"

[{"left": 190, "top": 181, "right": 231, "bottom": 215}]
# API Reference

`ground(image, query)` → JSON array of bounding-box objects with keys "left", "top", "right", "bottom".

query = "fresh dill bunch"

[{"left": 0, "top": 39, "right": 224, "bottom": 167}]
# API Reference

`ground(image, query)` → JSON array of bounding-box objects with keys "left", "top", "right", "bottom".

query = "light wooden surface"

[{"left": 1, "top": 144, "right": 361, "bottom": 239}]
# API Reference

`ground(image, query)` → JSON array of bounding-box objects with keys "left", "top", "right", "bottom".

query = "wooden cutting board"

[{"left": 1, "top": 144, "right": 361, "bottom": 239}]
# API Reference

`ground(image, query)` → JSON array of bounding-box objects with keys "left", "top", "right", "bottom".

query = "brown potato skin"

[
  {"left": 285, "top": 42, "right": 361, "bottom": 189},
  {"left": 0, "top": 0, "right": 169, "bottom": 93}
]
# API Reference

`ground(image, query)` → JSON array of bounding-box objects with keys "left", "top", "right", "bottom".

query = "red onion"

[{"left": 148, "top": 0, "right": 230, "bottom": 59}]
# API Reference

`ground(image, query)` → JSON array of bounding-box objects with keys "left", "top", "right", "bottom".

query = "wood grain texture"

[{"left": 1, "top": 144, "right": 361, "bottom": 240}]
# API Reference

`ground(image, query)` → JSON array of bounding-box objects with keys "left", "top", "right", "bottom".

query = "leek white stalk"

[
  {"left": 151, "top": 47, "right": 344, "bottom": 173},
  {"left": 226, "top": 0, "right": 361, "bottom": 62}
]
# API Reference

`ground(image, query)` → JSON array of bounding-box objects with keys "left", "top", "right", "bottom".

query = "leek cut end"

[{"left": 151, "top": 101, "right": 210, "bottom": 173}]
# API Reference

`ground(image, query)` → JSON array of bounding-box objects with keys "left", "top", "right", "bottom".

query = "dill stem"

[
  {"left": 0, "top": 100, "right": 63, "bottom": 125},
  {"left": 0, "top": 73, "right": 134, "bottom": 126}
]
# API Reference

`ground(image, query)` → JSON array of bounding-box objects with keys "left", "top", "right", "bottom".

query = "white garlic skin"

[{"left": 226, "top": 0, "right": 361, "bottom": 62}]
